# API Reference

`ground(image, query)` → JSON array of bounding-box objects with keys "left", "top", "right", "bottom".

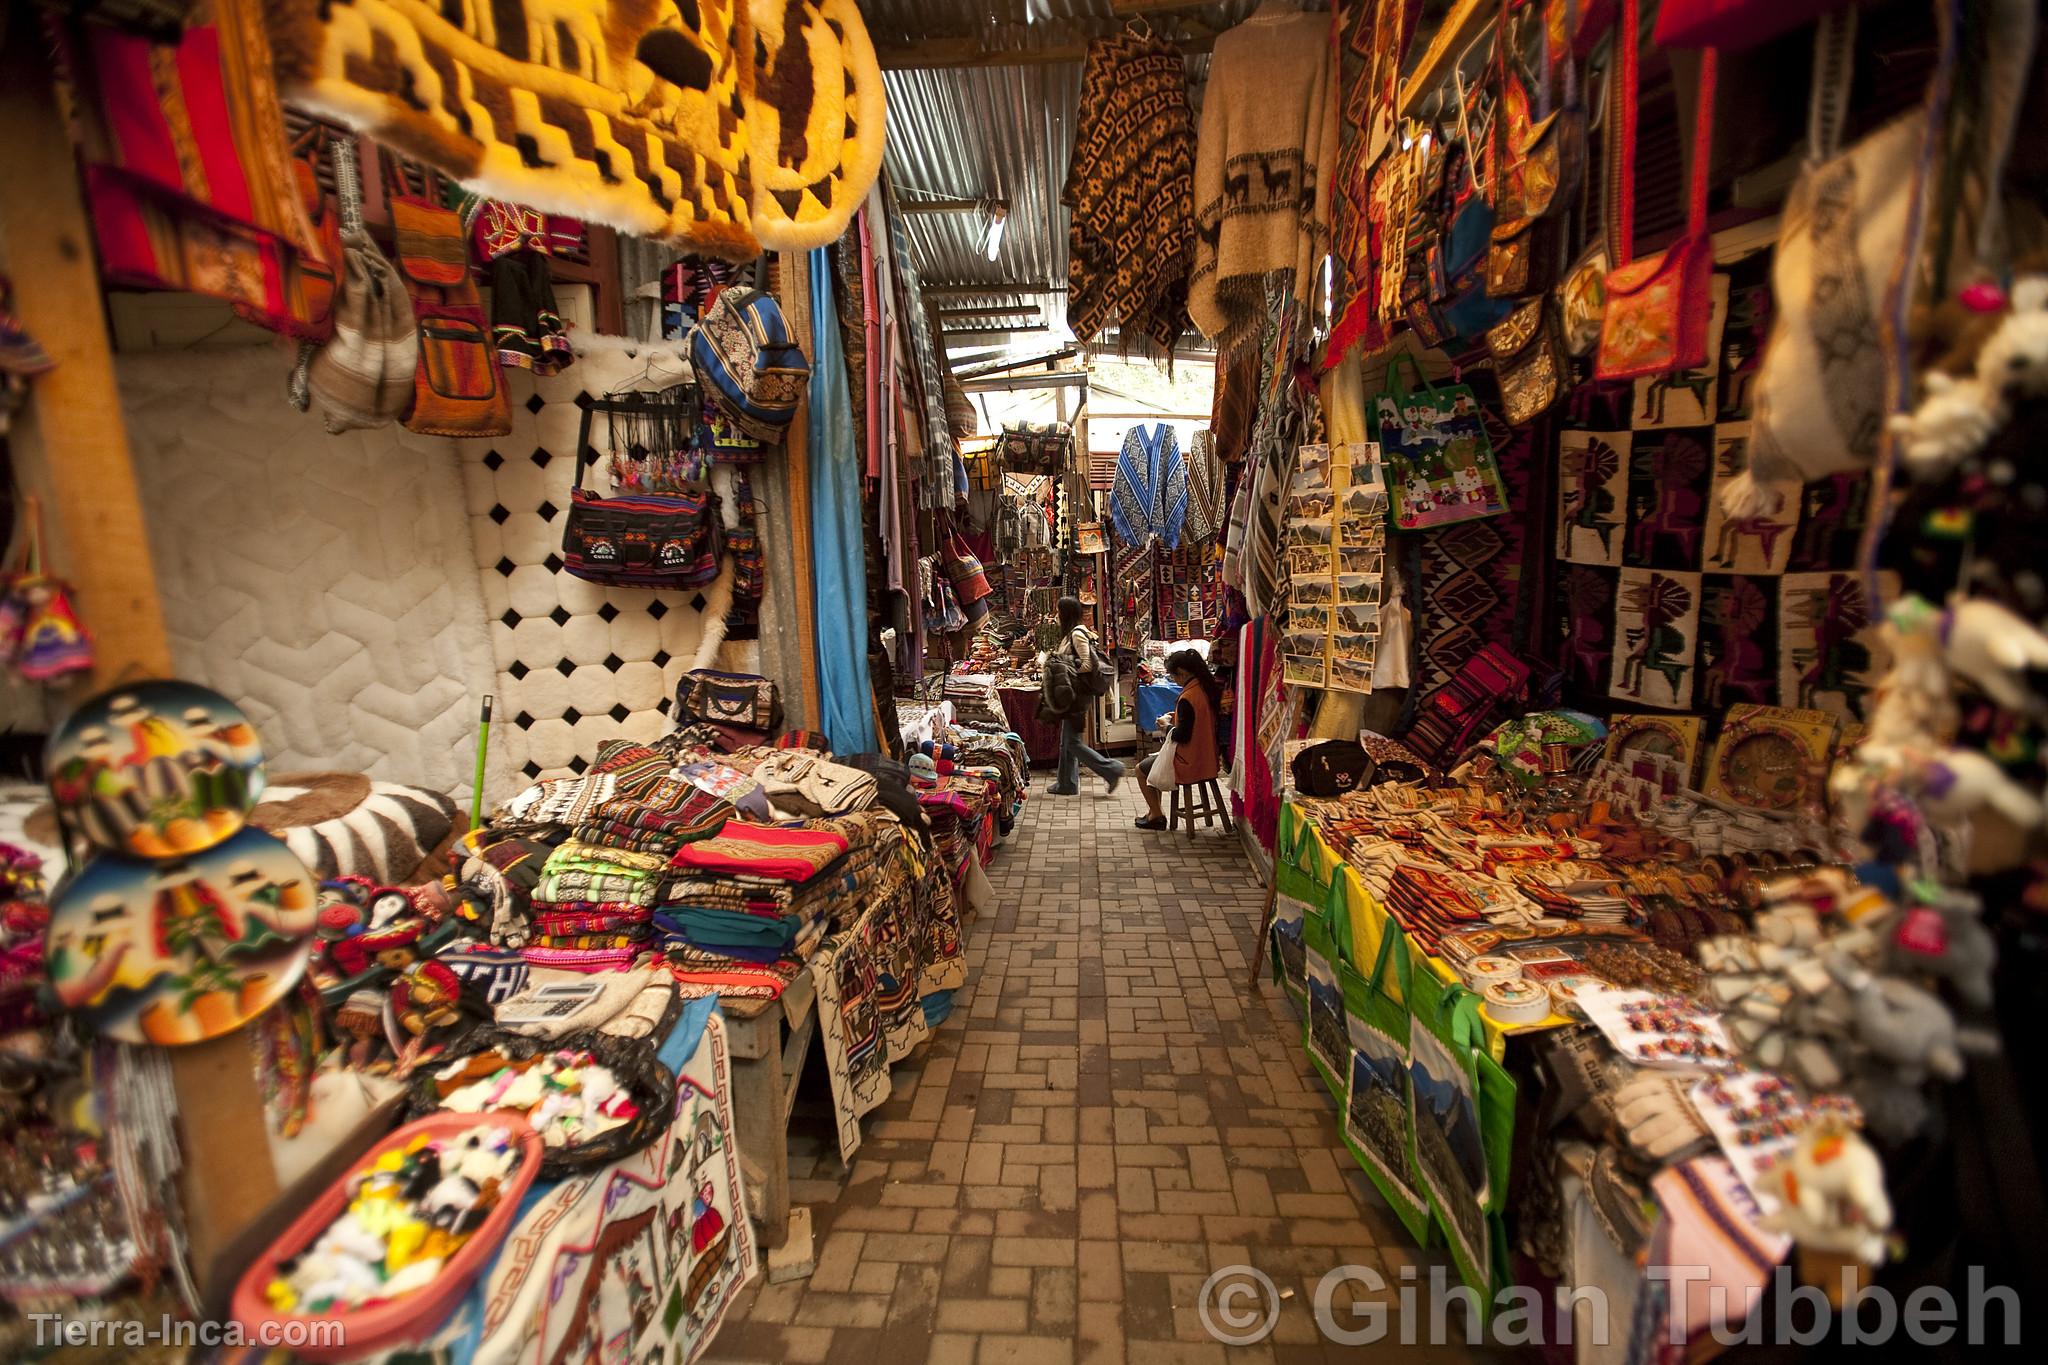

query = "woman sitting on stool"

[{"left": 1136, "top": 649, "right": 1223, "bottom": 831}]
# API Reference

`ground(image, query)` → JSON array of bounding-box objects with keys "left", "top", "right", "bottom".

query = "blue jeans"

[{"left": 1057, "top": 714, "right": 1121, "bottom": 790}]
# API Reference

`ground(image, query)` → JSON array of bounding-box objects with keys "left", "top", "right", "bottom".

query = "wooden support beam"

[
  {"left": 0, "top": 39, "right": 280, "bottom": 1285},
  {"left": 1398, "top": 0, "right": 1496, "bottom": 116},
  {"left": 897, "top": 198, "right": 991, "bottom": 215},
  {"left": 958, "top": 371, "right": 1091, "bottom": 394},
  {"left": 955, "top": 347, "right": 1078, "bottom": 380}
]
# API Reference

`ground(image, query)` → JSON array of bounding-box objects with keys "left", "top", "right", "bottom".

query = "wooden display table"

[{"left": 717, "top": 974, "right": 818, "bottom": 1248}]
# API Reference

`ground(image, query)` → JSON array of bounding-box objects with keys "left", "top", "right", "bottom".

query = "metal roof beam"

[
  {"left": 920, "top": 281, "right": 1062, "bottom": 299},
  {"left": 938, "top": 305, "right": 1043, "bottom": 319}
]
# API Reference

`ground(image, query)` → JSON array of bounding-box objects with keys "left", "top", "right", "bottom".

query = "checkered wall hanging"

[
  {"left": 457, "top": 347, "right": 756, "bottom": 782},
  {"left": 1552, "top": 258, "right": 1890, "bottom": 724}
]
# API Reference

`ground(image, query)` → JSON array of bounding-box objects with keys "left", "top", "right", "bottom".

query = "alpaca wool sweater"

[{"left": 1188, "top": 9, "right": 1340, "bottom": 352}]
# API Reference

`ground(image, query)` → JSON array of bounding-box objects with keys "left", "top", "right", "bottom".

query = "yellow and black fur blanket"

[{"left": 263, "top": 0, "right": 884, "bottom": 255}]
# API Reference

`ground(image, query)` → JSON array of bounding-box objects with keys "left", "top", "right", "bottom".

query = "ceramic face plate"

[
  {"left": 45, "top": 682, "right": 266, "bottom": 858},
  {"left": 44, "top": 826, "right": 315, "bottom": 1045}
]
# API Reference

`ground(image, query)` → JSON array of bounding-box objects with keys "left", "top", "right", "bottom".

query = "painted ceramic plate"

[
  {"left": 44, "top": 826, "right": 315, "bottom": 1045},
  {"left": 46, "top": 682, "right": 266, "bottom": 858}
]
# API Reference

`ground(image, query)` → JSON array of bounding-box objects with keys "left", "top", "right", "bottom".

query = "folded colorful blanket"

[
  {"left": 655, "top": 906, "right": 803, "bottom": 950},
  {"left": 672, "top": 819, "right": 851, "bottom": 882},
  {"left": 551, "top": 838, "right": 671, "bottom": 873},
  {"left": 535, "top": 868, "right": 659, "bottom": 907}
]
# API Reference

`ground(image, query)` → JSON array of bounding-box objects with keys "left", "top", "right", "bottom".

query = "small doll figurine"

[{"left": 392, "top": 960, "right": 464, "bottom": 1038}]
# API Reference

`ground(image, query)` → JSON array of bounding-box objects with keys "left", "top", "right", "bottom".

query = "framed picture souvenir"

[
  {"left": 44, "top": 825, "right": 316, "bottom": 1045},
  {"left": 1701, "top": 704, "right": 1837, "bottom": 812},
  {"left": 45, "top": 681, "right": 266, "bottom": 859},
  {"left": 1604, "top": 713, "right": 1705, "bottom": 784}
]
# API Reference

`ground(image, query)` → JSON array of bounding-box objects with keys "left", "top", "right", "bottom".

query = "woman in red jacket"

[{"left": 1135, "top": 649, "right": 1223, "bottom": 830}]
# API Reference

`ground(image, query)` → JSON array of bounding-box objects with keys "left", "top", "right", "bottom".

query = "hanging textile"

[
  {"left": 808, "top": 250, "right": 879, "bottom": 754},
  {"left": 1329, "top": 0, "right": 1409, "bottom": 357},
  {"left": 1110, "top": 423, "right": 1190, "bottom": 550},
  {"left": 1063, "top": 25, "right": 1196, "bottom": 354},
  {"left": 884, "top": 184, "right": 956, "bottom": 510},
  {"left": 1110, "top": 425, "right": 1157, "bottom": 548},
  {"left": 1183, "top": 430, "right": 1226, "bottom": 543},
  {"left": 1155, "top": 543, "right": 1223, "bottom": 641},
  {"left": 66, "top": 0, "right": 330, "bottom": 340},
  {"left": 263, "top": 0, "right": 887, "bottom": 254},
  {"left": 1188, "top": 5, "right": 1339, "bottom": 351}
]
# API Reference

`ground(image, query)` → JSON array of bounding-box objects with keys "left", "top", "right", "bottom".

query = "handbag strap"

[
  {"left": 1806, "top": 5, "right": 1857, "bottom": 165},
  {"left": 1608, "top": 0, "right": 1716, "bottom": 267},
  {"left": 573, "top": 398, "right": 598, "bottom": 495},
  {"left": 332, "top": 135, "right": 366, "bottom": 240}
]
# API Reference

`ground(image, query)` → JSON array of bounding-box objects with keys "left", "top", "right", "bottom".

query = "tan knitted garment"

[{"left": 1188, "top": 7, "right": 1340, "bottom": 353}]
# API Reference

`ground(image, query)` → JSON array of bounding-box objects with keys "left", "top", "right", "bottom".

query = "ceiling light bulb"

[{"left": 983, "top": 205, "right": 1008, "bottom": 262}]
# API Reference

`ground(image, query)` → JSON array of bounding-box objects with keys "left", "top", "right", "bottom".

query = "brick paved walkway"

[{"left": 710, "top": 778, "right": 1471, "bottom": 1363}]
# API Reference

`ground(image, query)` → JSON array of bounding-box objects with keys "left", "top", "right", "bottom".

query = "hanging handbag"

[
  {"left": 304, "top": 137, "right": 417, "bottom": 433},
  {"left": 1422, "top": 145, "right": 1511, "bottom": 345},
  {"left": 1485, "top": 296, "right": 1569, "bottom": 426},
  {"left": 941, "top": 531, "right": 994, "bottom": 606},
  {"left": 1486, "top": 26, "right": 1584, "bottom": 301},
  {"left": 691, "top": 279, "right": 810, "bottom": 443},
  {"left": 1074, "top": 521, "right": 1107, "bottom": 556},
  {"left": 1744, "top": 7, "right": 1922, "bottom": 485},
  {"left": 1558, "top": 244, "right": 1610, "bottom": 356},
  {"left": 1371, "top": 354, "right": 1510, "bottom": 531},
  {"left": 677, "top": 669, "right": 782, "bottom": 732},
  {"left": 384, "top": 161, "right": 511, "bottom": 437},
  {"left": 1595, "top": 0, "right": 1719, "bottom": 382},
  {"left": 560, "top": 400, "right": 722, "bottom": 588}
]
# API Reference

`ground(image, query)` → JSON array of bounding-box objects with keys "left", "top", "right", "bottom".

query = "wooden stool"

[{"left": 1169, "top": 778, "right": 1235, "bottom": 837}]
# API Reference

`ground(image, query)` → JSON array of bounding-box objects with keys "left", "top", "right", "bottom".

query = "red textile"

[{"left": 671, "top": 821, "right": 850, "bottom": 882}]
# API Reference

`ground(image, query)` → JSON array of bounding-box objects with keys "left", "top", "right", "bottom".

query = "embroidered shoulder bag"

[
  {"left": 561, "top": 397, "right": 722, "bottom": 588},
  {"left": 677, "top": 669, "right": 782, "bottom": 733},
  {"left": 1595, "top": 0, "right": 1719, "bottom": 381},
  {"left": 1485, "top": 295, "right": 1569, "bottom": 426},
  {"left": 1486, "top": 7, "right": 1585, "bottom": 302},
  {"left": 383, "top": 160, "right": 511, "bottom": 437}
]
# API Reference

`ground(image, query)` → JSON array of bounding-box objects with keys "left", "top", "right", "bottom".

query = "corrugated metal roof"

[
  {"left": 877, "top": 1, "right": 1265, "bottom": 362},
  {"left": 863, "top": 1, "right": 1258, "bottom": 63},
  {"left": 883, "top": 62, "right": 1078, "bottom": 332}
]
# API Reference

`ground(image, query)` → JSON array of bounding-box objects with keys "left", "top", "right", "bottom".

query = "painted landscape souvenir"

[
  {"left": 46, "top": 682, "right": 266, "bottom": 858},
  {"left": 45, "top": 826, "right": 315, "bottom": 1045}
]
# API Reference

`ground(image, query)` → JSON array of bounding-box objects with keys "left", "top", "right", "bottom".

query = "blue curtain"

[{"left": 806, "top": 250, "right": 878, "bottom": 755}]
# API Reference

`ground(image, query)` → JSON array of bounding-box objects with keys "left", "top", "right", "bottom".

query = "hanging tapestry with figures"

[
  {"left": 427, "top": 998, "right": 754, "bottom": 1365},
  {"left": 810, "top": 856, "right": 965, "bottom": 1161},
  {"left": 1553, "top": 258, "right": 1889, "bottom": 723}
]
